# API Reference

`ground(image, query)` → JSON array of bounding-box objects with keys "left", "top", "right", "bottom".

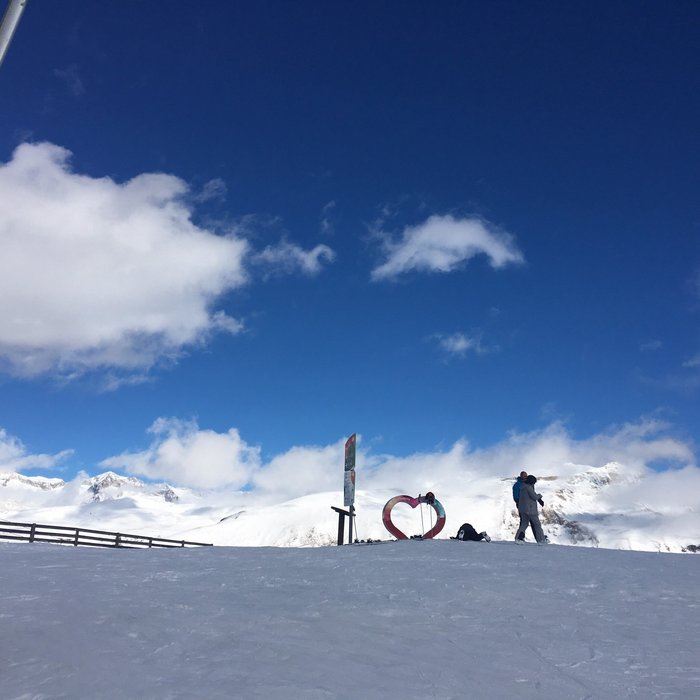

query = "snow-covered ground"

[{"left": 1, "top": 539, "right": 698, "bottom": 699}]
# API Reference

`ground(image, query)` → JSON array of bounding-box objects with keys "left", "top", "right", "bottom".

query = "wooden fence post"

[
  {"left": 74, "top": 528, "right": 80, "bottom": 546},
  {"left": 115, "top": 533, "right": 121, "bottom": 547},
  {"left": 331, "top": 506, "right": 354, "bottom": 545},
  {"left": 29, "top": 523, "right": 36, "bottom": 542}
]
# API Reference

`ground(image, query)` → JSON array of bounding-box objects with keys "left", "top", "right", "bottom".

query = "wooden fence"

[{"left": 0, "top": 520, "right": 213, "bottom": 549}]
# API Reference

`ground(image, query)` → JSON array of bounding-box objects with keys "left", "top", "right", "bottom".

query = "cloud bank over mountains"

[
  {"left": 0, "top": 428, "right": 72, "bottom": 474},
  {"left": 99, "top": 418, "right": 261, "bottom": 490},
  {"left": 2, "top": 416, "right": 696, "bottom": 504},
  {"left": 0, "top": 142, "right": 334, "bottom": 383}
]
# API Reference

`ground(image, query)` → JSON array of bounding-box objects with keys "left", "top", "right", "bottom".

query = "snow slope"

[{"left": 1, "top": 539, "right": 698, "bottom": 699}]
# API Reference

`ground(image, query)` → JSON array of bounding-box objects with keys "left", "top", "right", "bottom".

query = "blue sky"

[{"left": 0, "top": 1, "right": 699, "bottom": 489}]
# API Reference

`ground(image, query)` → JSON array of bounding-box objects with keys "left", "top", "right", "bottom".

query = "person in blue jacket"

[
  {"left": 512, "top": 471, "right": 527, "bottom": 505},
  {"left": 512, "top": 471, "right": 527, "bottom": 541}
]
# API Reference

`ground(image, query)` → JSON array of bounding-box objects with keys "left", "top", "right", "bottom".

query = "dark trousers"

[{"left": 516, "top": 512, "right": 545, "bottom": 543}]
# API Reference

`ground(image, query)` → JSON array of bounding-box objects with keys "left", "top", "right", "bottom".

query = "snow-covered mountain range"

[{"left": 2, "top": 462, "right": 699, "bottom": 552}]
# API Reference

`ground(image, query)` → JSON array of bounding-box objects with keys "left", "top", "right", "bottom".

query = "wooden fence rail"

[{"left": 0, "top": 520, "right": 213, "bottom": 549}]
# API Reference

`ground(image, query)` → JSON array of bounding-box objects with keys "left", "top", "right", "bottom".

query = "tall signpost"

[
  {"left": 0, "top": 0, "right": 29, "bottom": 68},
  {"left": 344, "top": 433, "right": 356, "bottom": 543}
]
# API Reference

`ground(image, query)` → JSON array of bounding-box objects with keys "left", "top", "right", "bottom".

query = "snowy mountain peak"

[
  {"left": 569, "top": 461, "right": 639, "bottom": 487},
  {"left": 84, "top": 471, "right": 143, "bottom": 490},
  {"left": 550, "top": 461, "right": 639, "bottom": 509},
  {"left": 0, "top": 472, "right": 65, "bottom": 490},
  {"left": 81, "top": 472, "right": 178, "bottom": 504},
  {"left": 84, "top": 471, "right": 146, "bottom": 502},
  {"left": 157, "top": 486, "right": 179, "bottom": 503}
]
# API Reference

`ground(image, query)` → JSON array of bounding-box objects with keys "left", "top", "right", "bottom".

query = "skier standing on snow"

[{"left": 515, "top": 475, "right": 547, "bottom": 544}]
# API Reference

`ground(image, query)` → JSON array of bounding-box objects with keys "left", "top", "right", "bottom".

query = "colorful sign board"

[
  {"left": 344, "top": 433, "right": 356, "bottom": 471},
  {"left": 344, "top": 433, "right": 356, "bottom": 506}
]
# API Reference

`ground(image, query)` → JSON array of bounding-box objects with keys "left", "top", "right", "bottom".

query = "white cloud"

[
  {"left": 100, "top": 421, "right": 343, "bottom": 495},
  {"left": 638, "top": 358, "right": 700, "bottom": 394},
  {"left": 249, "top": 440, "right": 346, "bottom": 501},
  {"left": 0, "top": 428, "right": 72, "bottom": 472},
  {"left": 253, "top": 239, "right": 336, "bottom": 276},
  {"left": 682, "top": 353, "right": 700, "bottom": 368},
  {"left": 99, "top": 417, "right": 696, "bottom": 504},
  {"left": 100, "top": 418, "right": 261, "bottom": 490},
  {"left": 371, "top": 214, "right": 525, "bottom": 281},
  {"left": 0, "top": 142, "right": 249, "bottom": 379},
  {"left": 320, "top": 200, "right": 336, "bottom": 235},
  {"left": 352, "top": 419, "right": 697, "bottom": 506},
  {"left": 435, "top": 332, "right": 489, "bottom": 357},
  {"left": 52, "top": 64, "right": 85, "bottom": 96},
  {"left": 193, "top": 178, "right": 227, "bottom": 203}
]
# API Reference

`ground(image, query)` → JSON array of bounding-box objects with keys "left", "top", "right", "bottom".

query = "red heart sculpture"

[{"left": 382, "top": 494, "right": 446, "bottom": 540}]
